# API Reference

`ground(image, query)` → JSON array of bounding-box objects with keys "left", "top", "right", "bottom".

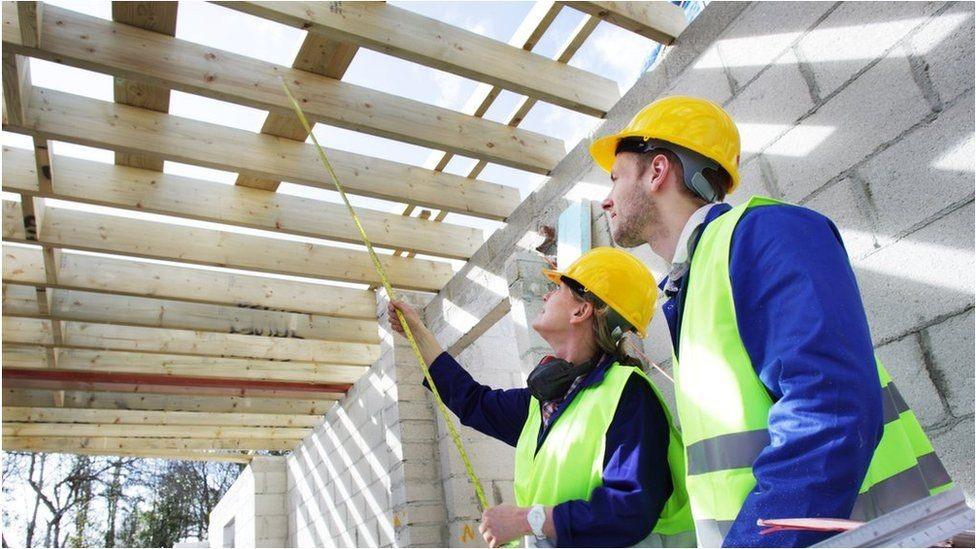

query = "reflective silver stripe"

[
  {"left": 881, "top": 383, "right": 911, "bottom": 424},
  {"left": 851, "top": 464, "right": 931, "bottom": 521},
  {"left": 686, "top": 429, "right": 770, "bottom": 475},
  {"left": 917, "top": 451, "right": 952, "bottom": 490},
  {"left": 694, "top": 519, "right": 733, "bottom": 548}
]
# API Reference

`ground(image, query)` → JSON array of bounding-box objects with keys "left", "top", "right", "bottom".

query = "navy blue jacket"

[
  {"left": 661, "top": 203, "right": 884, "bottom": 547},
  {"left": 423, "top": 352, "right": 673, "bottom": 547}
]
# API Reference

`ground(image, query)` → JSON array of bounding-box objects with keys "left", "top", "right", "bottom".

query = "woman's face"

[{"left": 531, "top": 281, "right": 580, "bottom": 338}]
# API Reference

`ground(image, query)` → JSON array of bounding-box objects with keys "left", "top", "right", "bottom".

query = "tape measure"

[{"left": 279, "top": 79, "right": 491, "bottom": 513}]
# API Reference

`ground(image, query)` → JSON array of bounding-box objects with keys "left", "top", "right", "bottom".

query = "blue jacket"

[
  {"left": 661, "top": 202, "right": 884, "bottom": 547},
  {"left": 423, "top": 352, "right": 674, "bottom": 547}
]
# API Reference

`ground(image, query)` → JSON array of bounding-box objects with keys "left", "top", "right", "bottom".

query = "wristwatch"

[{"left": 527, "top": 504, "right": 547, "bottom": 541}]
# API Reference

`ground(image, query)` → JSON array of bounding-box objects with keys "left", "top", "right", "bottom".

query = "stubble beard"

[{"left": 611, "top": 191, "right": 657, "bottom": 249}]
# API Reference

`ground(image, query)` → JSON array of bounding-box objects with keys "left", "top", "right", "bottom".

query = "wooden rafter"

[
  {"left": 2, "top": 244, "right": 378, "bottom": 319},
  {"left": 2, "top": 4, "right": 564, "bottom": 175},
  {"left": 2, "top": 317, "right": 381, "bottom": 364},
  {"left": 3, "top": 407, "right": 323, "bottom": 428},
  {"left": 0, "top": 198, "right": 454, "bottom": 291},
  {"left": 3, "top": 436, "right": 300, "bottom": 452},
  {"left": 3, "top": 345, "right": 366, "bottom": 384},
  {"left": 3, "top": 388, "right": 336, "bottom": 416},
  {"left": 562, "top": 1, "right": 688, "bottom": 44},
  {"left": 3, "top": 283, "right": 380, "bottom": 343},
  {"left": 2, "top": 146, "right": 484, "bottom": 259},
  {"left": 7, "top": 87, "right": 519, "bottom": 220},
  {"left": 237, "top": 23, "right": 359, "bottom": 190},
  {"left": 111, "top": 1, "right": 178, "bottom": 171},
  {"left": 218, "top": 1, "right": 620, "bottom": 116}
]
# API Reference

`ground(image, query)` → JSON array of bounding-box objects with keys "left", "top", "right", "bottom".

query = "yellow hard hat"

[
  {"left": 589, "top": 95, "right": 742, "bottom": 194},
  {"left": 542, "top": 247, "right": 658, "bottom": 338}
]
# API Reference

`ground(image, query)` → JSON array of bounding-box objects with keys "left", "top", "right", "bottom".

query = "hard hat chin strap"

[{"left": 616, "top": 137, "right": 723, "bottom": 203}]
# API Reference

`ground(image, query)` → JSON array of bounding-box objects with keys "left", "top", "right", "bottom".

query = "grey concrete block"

[
  {"left": 796, "top": 1, "right": 943, "bottom": 98},
  {"left": 875, "top": 334, "right": 949, "bottom": 427},
  {"left": 726, "top": 49, "right": 816, "bottom": 164},
  {"left": 727, "top": 154, "right": 773, "bottom": 207},
  {"left": 767, "top": 51, "right": 931, "bottom": 203},
  {"left": 929, "top": 416, "right": 975, "bottom": 505},
  {"left": 856, "top": 202, "right": 975, "bottom": 343},
  {"left": 803, "top": 177, "right": 880, "bottom": 260},
  {"left": 858, "top": 89, "right": 975, "bottom": 238},
  {"left": 666, "top": 57, "right": 733, "bottom": 105},
  {"left": 923, "top": 308, "right": 975, "bottom": 417},
  {"left": 909, "top": 2, "right": 976, "bottom": 106},
  {"left": 716, "top": 1, "right": 836, "bottom": 87}
]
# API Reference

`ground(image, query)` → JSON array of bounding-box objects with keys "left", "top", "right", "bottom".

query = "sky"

[{"left": 2, "top": 0, "right": 669, "bottom": 288}]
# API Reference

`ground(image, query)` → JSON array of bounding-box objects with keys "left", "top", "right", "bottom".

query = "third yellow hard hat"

[
  {"left": 589, "top": 95, "right": 742, "bottom": 194},
  {"left": 542, "top": 247, "right": 658, "bottom": 338}
]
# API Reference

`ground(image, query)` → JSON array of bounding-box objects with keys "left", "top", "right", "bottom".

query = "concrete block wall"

[
  {"left": 209, "top": 456, "right": 287, "bottom": 548},
  {"left": 284, "top": 291, "right": 445, "bottom": 548},
  {"left": 585, "top": 1, "right": 974, "bottom": 501}
]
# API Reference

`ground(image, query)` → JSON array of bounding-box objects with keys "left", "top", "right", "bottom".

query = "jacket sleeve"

[
  {"left": 721, "top": 205, "right": 884, "bottom": 547},
  {"left": 551, "top": 375, "right": 673, "bottom": 547},
  {"left": 422, "top": 351, "right": 530, "bottom": 447}
]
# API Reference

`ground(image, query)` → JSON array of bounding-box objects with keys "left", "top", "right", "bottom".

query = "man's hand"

[{"left": 479, "top": 505, "right": 530, "bottom": 548}]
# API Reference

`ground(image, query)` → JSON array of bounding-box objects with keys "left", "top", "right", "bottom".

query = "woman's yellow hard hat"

[
  {"left": 589, "top": 95, "right": 742, "bottom": 194},
  {"left": 542, "top": 247, "right": 658, "bottom": 338}
]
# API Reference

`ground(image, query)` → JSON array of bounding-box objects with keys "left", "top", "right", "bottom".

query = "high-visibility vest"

[
  {"left": 674, "top": 195, "right": 954, "bottom": 547},
  {"left": 514, "top": 363, "right": 696, "bottom": 547}
]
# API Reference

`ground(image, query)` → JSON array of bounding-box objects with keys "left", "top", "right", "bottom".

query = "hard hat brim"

[{"left": 539, "top": 267, "right": 648, "bottom": 339}]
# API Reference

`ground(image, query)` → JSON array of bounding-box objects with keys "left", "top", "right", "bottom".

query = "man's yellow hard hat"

[
  {"left": 589, "top": 95, "right": 742, "bottom": 194},
  {"left": 542, "top": 247, "right": 658, "bottom": 338}
]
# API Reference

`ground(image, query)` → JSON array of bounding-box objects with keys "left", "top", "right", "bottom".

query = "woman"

[{"left": 388, "top": 247, "right": 694, "bottom": 548}]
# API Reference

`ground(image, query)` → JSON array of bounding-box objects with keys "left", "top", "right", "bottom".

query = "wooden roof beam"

[
  {"left": 2, "top": 283, "right": 380, "bottom": 344},
  {"left": 3, "top": 435, "right": 299, "bottom": 452},
  {"left": 4, "top": 87, "right": 519, "bottom": 220},
  {"left": 562, "top": 1, "right": 688, "bottom": 44},
  {"left": 2, "top": 146, "right": 484, "bottom": 259},
  {"left": 0, "top": 443, "right": 256, "bottom": 463},
  {"left": 1, "top": 197, "right": 454, "bottom": 291},
  {"left": 2, "top": 4, "right": 563, "bottom": 175},
  {"left": 238, "top": 24, "right": 360, "bottom": 190},
  {"left": 3, "top": 387, "right": 336, "bottom": 415},
  {"left": 3, "top": 407, "right": 323, "bottom": 428},
  {"left": 218, "top": 1, "right": 620, "bottom": 116},
  {"left": 2, "top": 316, "right": 381, "bottom": 365},
  {"left": 1, "top": 244, "right": 378, "bottom": 319},
  {"left": 111, "top": 1, "right": 178, "bottom": 171},
  {"left": 2, "top": 345, "right": 366, "bottom": 385}
]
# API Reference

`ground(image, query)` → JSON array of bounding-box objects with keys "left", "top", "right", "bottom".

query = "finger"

[{"left": 479, "top": 522, "right": 487, "bottom": 535}]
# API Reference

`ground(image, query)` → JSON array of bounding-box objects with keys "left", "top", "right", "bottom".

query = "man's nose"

[{"left": 601, "top": 195, "right": 613, "bottom": 212}]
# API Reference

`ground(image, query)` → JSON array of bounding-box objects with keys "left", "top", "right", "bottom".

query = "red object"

[
  {"left": 757, "top": 518, "right": 865, "bottom": 535},
  {"left": 2, "top": 368, "right": 351, "bottom": 396}
]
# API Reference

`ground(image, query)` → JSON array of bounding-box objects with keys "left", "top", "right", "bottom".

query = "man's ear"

[
  {"left": 570, "top": 301, "right": 594, "bottom": 325},
  {"left": 646, "top": 152, "right": 671, "bottom": 193}
]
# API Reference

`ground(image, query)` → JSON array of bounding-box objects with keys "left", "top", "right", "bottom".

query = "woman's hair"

[{"left": 573, "top": 290, "right": 646, "bottom": 368}]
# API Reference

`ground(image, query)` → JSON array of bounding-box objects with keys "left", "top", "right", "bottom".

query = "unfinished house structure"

[{"left": 2, "top": 1, "right": 973, "bottom": 547}]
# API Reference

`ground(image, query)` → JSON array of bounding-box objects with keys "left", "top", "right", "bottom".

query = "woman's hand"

[
  {"left": 479, "top": 505, "right": 530, "bottom": 548},
  {"left": 387, "top": 299, "right": 444, "bottom": 366},
  {"left": 387, "top": 300, "right": 425, "bottom": 337}
]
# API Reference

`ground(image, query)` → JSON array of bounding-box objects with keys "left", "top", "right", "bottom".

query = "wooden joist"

[
  {"left": 3, "top": 407, "right": 322, "bottom": 428},
  {"left": 2, "top": 345, "right": 366, "bottom": 384},
  {"left": 2, "top": 283, "right": 380, "bottom": 343},
  {"left": 3, "top": 388, "right": 337, "bottom": 415},
  {"left": 3, "top": 4, "right": 564, "bottom": 175},
  {"left": 2, "top": 146, "right": 484, "bottom": 259},
  {"left": 2, "top": 317, "right": 381, "bottom": 364},
  {"left": 563, "top": 1, "right": 688, "bottom": 44},
  {"left": 111, "top": 1, "right": 179, "bottom": 171},
  {"left": 219, "top": 1, "right": 620, "bottom": 117},
  {"left": 2, "top": 244, "right": 378, "bottom": 319},
  {"left": 0, "top": 199, "right": 454, "bottom": 291},
  {"left": 0, "top": 444, "right": 256, "bottom": 463},
  {"left": 3, "top": 422, "right": 311, "bottom": 440},
  {"left": 237, "top": 22, "right": 356, "bottom": 190},
  {"left": 1, "top": 53, "right": 30, "bottom": 126},
  {"left": 3, "top": 435, "right": 299, "bottom": 452},
  {"left": 6, "top": 87, "right": 519, "bottom": 220}
]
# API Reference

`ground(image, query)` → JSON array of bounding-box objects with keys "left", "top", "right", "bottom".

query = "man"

[{"left": 590, "top": 96, "right": 953, "bottom": 547}]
